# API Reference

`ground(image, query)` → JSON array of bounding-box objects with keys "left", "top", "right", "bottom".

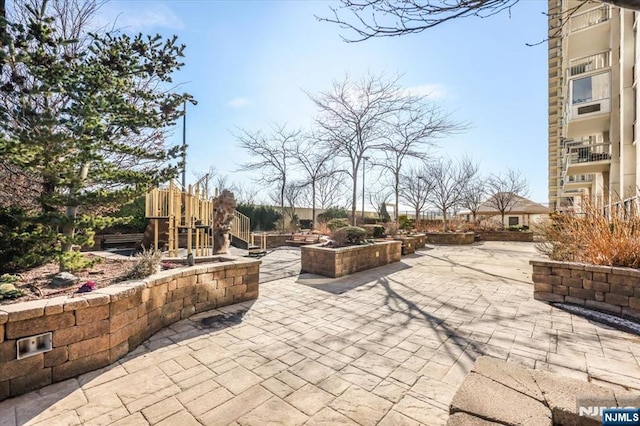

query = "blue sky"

[{"left": 100, "top": 0, "right": 549, "bottom": 207}]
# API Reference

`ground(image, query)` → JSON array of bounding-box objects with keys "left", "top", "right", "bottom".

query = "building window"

[
  {"left": 508, "top": 217, "right": 519, "bottom": 226},
  {"left": 571, "top": 72, "right": 610, "bottom": 104}
]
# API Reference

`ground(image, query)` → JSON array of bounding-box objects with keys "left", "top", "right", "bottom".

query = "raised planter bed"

[
  {"left": 477, "top": 231, "right": 533, "bottom": 242},
  {"left": 531, "top": 259, "right": 640, "bottom": 320},
  {"left": 412, "top": 234, "right": 426, "bottom": 249},
  {"left": 423, "top": 232, "right": 475, "bottom": 245},
  {"left": 301, "top": 241, "right": 402, "bottom": 278},
  {"left": 0, "top": 257, "right": 260, "bottom": 401},
  {"left": 394, "top": 236, "right": 418, "bottom": 255}
]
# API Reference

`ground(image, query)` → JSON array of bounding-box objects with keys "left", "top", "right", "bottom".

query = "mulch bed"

[{"left": 1, "top": 254, "right": 183, "bottom": 305}]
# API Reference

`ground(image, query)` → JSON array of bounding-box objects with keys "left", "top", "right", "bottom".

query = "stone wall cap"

[
  {"left": 80, "top": 293, "right": 110, "bottom": 307},
  {"left": 0, "top": 298, "right": 48, "bottom": 322},
  {"left": 584, "top": 264, "right": 613, "bottom": 273},
  {"left": 529, "top": 259, "right": 585, "bottom": 269},
  {"left": 63, "top": 297, "right": 89, "bottom": 311},
  {"left": 43, "top": 296, "right": 68, "bottom": 315},
  {"left": 301, "top": 241, "right": 401, "bottom": 253},
  {"left": 610, "top": 266, "right": 640, "bottom": 277}
]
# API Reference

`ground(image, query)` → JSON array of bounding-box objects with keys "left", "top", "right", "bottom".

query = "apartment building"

[{"left": 548, "top": 0, "right": 640, "bottom": 211}]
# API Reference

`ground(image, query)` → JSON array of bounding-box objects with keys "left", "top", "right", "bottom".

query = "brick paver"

[{"left": 1, "top": 242, "right": 640, "bottom": 425}]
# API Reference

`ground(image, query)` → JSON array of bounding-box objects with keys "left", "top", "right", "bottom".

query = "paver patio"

[{"left": 1, "top": 242, "right": 639, "bottom": 425}]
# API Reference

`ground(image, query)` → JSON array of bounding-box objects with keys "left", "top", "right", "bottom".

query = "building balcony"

[
  {"left": 566, "top": 5, "right": 611, "bottom": 59},
  {"left": 564, "top": 174, "right": 593, "bottom": 189},
  {"left": 565, "top": 106, "right": 610, "bottom": 138},
  {"left": 564, "top": 69, "right": 611, "bottom": 138},
  {"left": 565, "top": 142, "right": 611, "bottom": 175}
]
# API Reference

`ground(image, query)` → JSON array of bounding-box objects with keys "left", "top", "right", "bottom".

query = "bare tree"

[
  {"left": 399, "top": 163, "right": 434, "bottom": 226},
  {"left": 460, "top": 176, "right": 487, "bottom": 223},
  {"left": 426, "top": 157, "right": 478, "bottom": 231},
  {"left": 292, "top": 135, "right": 335, "bottom": 229},
  {"left": 485, "top": 169, "right": 529, "bottom": 228},
  {"left": 271, "top": 181, "right": 305, "bottom": 231},
  {"left": 308, "top": 72, "right": 413, "bottom": 225},
  {"left": 236, "top": 123, "right": 301, "bottom": 233},
  {"left": 315, "top": 172, "right": 348, "bottom": 209},
  {"left": 232, "top": 181, "right": 260, "bottom": 205},
  {"left": 318, "top": 0, "right": 638, "bottom": 42},
  {"left": 368, "top": 187, "right": 392, "bottom": 221},
  {"left": 380, "top": 100, "right": 466, "bottom": 224}
]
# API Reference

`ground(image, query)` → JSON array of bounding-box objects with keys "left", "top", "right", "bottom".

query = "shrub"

[
  {"left": 236, "top": 204, "right": 282, "bottom": 232},
  {"left": 101, "top": 196, "right": 148, "bottom": 234},
  {"left": 299, "top": 219, "right": 313, "bottom": 229},
  {"left": 384, "top": 222, "right": 399, "bottom": 237},
  {"left": 331, "top": 226, "right": 367, "bottom": 247},
  {"left": 398, "top": 215, "right": 414, "bottom": 231},
  {"left": 361, "top": 225, "right": 385, "bottom": 238},
  {"left": 59, "top": 251, "right": 101, "bottom": 272},
  {"left": 534, "top": 199, "right": 640, "bottom": 268},
  {"left": 0, "top": 207, "right": 58, "bottom": 273},
  {"left": 379, "top": 204, "right": 391, "bottom": 223},
  {"left": 315, "top": 222, "right": 331, "bottom": 235},
  {"left": 317, "top": 207, "right": 348, "bottom": 223},
  {"left": 126, "top": 247, "right": 162, "bottom": 279},
  {"left": 0, "top": 283, "right": 24, "bottom": 300},
  {"left": 327, "top": 218, "right": 350, "bottom": 232},
  {"left": 0, "top": 274, "right": 19, "bottom": 284}
]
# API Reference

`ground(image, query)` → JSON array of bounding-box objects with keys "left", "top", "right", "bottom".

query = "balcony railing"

[
  {"left": 569, "top": 51, "right": 611, "bottom": 76},
  {"left": 567, "top": 174, "right": 593, "bottom": 183},
  {"left": 567, "top": 142, "right": 611, "bottom": 165},
  {"left": 570, "top": 5, "right": 610, "bottom": 33}
]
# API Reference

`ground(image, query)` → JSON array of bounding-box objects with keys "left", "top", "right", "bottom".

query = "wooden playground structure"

[
  {"left": 145, "top": 177, "right": 214, "bottom": 257},
  {"left": 145, "top": 177, "right": 251, "bottom": 258}
]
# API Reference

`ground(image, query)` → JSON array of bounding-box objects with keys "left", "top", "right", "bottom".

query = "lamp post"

[
  {"left": 181, "top": 100, "right": 187, "bottom": 191},
  {"left": 362, "top": 156, "right": 369, "bottom": 223}
]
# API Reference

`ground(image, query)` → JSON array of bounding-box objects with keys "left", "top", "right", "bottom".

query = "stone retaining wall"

[
  {"left": 477, "top": 231, "right": 533, "bottom": 242},
  {"left": 394, "top": 236, "right": 417, "bottom": 255},
  {"left": 424, "top": 232, "right": 475, "bottom": 245},
  {"left": 413, "top": 234, "right": 426, "bottom": 249},
  {"left": 301, "top": 241, "right": 402, "bottom": 278},
  {"left": 531, "top": 259, "right": 640, "bottom": 320},
  {"left": 0, "top": 257, "right": 260, "bottom": 401}
]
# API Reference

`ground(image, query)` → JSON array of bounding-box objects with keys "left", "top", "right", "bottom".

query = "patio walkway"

[{"left": 1, "top": 242, "right": 639, "bottom": 425}]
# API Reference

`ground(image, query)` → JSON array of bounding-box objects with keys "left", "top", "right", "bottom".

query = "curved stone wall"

[{"left": 0, "top": 257, "right": 260, "bottom": 401}]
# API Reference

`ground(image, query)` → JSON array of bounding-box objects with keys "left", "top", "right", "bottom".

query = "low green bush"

[
  {"left": 317, "top": 207, "right": 348, "bottom": 222},
  {"left": 331, "top": 226, "right": 367, "bottom": 247},
  {"left": 327, "top": 218, "right": 350, "bottom": 232},
  {"left": 361, "top": 224, "right": 385, "bottom": 238},
  {"left": 398, "top": 215, "right": 414, "bottom": 231}
]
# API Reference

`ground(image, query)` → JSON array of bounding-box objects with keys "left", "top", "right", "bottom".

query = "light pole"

[
  {"left": 362, "top": 156, "right": 369, "bottom": 223},
  {"left": 181, "top": 100, "right": 187, "bottom": 191}
]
